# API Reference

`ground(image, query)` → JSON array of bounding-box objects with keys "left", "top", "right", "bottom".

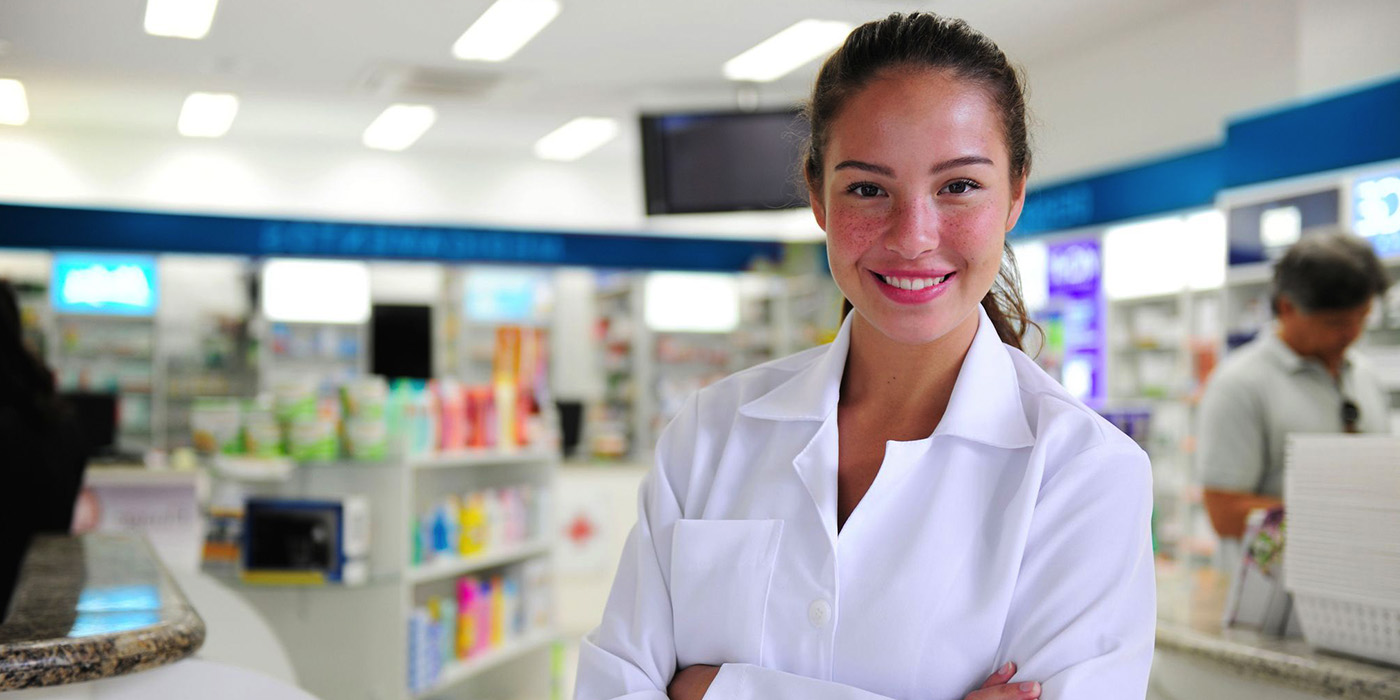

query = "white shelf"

[
  {"left": 413, "top": 630, "right": 557, "bottom": 699},
  {"left": 1226, "top": 262, "right": 1274, "bottom": 285},
  {"left": 409, "top": 447, "right": 557, "bottom": 470},
  {"left": 407, "top": 539, "right": 552, "bottom": 584}
]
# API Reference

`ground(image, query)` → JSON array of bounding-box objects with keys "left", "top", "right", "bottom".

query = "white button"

[{"left": 808, "top": 599, "right": 831, "bottom": 628}]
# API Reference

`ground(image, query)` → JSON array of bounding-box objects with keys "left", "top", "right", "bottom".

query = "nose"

[{"left": 885, "top": 194, "right": 939, "bottom": 259}]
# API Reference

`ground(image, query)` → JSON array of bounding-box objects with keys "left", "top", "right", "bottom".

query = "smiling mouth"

[{"left": 873, "top": 272, "right": 955, "bottom": 291}]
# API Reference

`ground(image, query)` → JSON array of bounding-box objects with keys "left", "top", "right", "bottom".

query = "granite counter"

[{"left": 0, "top": 534, "right": 204, "bottom": 690}]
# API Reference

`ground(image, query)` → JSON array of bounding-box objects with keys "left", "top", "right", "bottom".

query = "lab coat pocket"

[{"left": 670, "top": 518, "right": 783, "bottom": 668}]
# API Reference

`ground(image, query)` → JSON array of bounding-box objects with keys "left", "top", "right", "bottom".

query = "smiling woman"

[{"left": 575, "top": 12, "right": 1156, "bottom": 700}]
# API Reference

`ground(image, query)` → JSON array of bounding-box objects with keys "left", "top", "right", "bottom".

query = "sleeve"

[
  {"left": 572, "top": 403, "right": 687, "bottom": 700},
  {"left": 701, "top": 665, "right": 896, "bottom": 699},
  {"left": 1195, "top": 372, "right": 1267, "bottom": 493},
  {"left": 993, "top": 440, "right": 1157, "bottom": 700},
  {"left": 574, "top": 394, "right": 904, "bottom": 700}
]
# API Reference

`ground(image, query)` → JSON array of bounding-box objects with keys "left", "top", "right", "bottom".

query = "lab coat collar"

[{"left": 739, "top": 305, "right": 1035, "bottom": 449}]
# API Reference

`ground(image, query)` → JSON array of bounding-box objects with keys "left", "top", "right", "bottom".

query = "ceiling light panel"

[
  {"left": 0, "top": 79, "right": 29, "bottom": 126},
  {"left": 362, "top": 104, "right": 437, "bottom": 151},
  {"left": 723, "top": 19, "right": 852, "bottom": 83},
  {"left": 452, "top": 0, "right": 561, "bottom": 62},
  {"left": 144, "top": 0, "right": 219, "bottom": 39},
  {"left": 534, "top": 117, "right": 618, "bottom": 161},
  {"left": 177, "top": 92, "right": 238, "bottom": 138}
]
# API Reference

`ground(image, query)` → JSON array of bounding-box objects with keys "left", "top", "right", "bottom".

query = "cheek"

[
  {"left": 827, "top": 210, "right": 886, "bottom": 258},
  {"left": 941, "top": 207, "right": 1006, "bottom": 266}
]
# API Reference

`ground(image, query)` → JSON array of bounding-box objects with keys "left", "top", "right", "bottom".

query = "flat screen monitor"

[
  {"left": 370, "top": 304, "right": 432, "bottom": 380},
  {"left": 51, "top": 254, "right": 158, "bottom": 316},
  {"left": 641, "top": 109, "right": 809, "bottom": 215}
]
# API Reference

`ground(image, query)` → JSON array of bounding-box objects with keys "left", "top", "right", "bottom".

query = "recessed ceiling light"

[
  {"left": 177, "top": 92, "right": 238, "bottom": 138},
  {"left": 0, "top": 79, "right": 30, "bottom": 126},
  {"left": 723, "top": 19, "right": 852, "bottom": 83},
  {"left": 534, "top": 117, "right": 618, "bottom": 161},
  {"left": 362, "top": 104, "right": 437, "bottom": 151},
  {"left": 452, "top": 0, "right": 560, "bottom": 62},
  {"left": 144, "top": 0, "right": 219, "bottom": 39}
]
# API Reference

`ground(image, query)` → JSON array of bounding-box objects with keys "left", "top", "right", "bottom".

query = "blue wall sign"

[
  {"left": 0, "top": 202, "right": 782, "bottom": 273},
  {"left": 1015, "top": 147, "right": 1223, "bottom": 237}
]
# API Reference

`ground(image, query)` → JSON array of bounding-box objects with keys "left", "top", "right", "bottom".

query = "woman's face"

[{"left": 811, "top": 68, "right": 1025, "bottom": 347}]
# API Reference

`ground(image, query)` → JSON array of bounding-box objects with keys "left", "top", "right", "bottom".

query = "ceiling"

[{"left": 0, "top": 0, "right": 1215, "bottom": 160}]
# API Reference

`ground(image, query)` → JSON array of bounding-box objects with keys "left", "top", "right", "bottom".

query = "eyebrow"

[{"left": 833, "top": 155, "right": 995, "bottom": 177}]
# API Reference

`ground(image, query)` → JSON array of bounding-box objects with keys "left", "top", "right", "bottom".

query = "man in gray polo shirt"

[{"left": 1198, "top": 232, "right": 1392, "bottom": 542}]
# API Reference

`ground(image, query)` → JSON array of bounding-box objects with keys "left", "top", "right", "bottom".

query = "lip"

[
  {"left": 870, "top": 268, "right": 956, "bottom": 279},
  {"left": 868, "top": 269, "right": 956, "bottom": 305}
]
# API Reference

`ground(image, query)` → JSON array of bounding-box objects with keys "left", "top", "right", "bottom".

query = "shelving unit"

[
  {"left": 589, "top": 273, "right": 645, "bottom": 461},
  {"left": 50, "top": 313, "right": 162, "bottom": 454},
  {"left": 204, "top": 448, "right": 560, "bottom": 700},
  {"left": 256, "top": 318, "right": 368, "bottom": 394}
]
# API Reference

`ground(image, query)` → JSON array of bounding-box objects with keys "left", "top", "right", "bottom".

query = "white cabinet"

[{"left": 205, "top": 448, "right": 559, "bottom": 700}]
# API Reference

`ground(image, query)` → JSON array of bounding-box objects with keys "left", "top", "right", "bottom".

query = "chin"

[{"left": 859, "top": 306, "right": 976, "bottom": 347}]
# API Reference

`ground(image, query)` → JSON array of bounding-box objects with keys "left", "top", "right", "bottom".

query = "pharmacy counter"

[
  {"left": 1153, "top": 559, "right": 1400, "bottom": 699},
  {"left": 0, "top": 534, "right": 204, "bottom": 690}
]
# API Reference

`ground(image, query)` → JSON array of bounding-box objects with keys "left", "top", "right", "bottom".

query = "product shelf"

[
  {"left": 407, "top": 539, "right": 552, "bottom": 585},
  {"left": 409, "top": 447, "right": 556, "bottom": 471},
  {"left": 412, "top": 630, "right": 557, "bottom": 699}
]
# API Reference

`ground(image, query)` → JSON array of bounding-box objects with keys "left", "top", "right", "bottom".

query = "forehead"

[{"left": 826, "top": 68, "right": 1006, "bottom": 165}]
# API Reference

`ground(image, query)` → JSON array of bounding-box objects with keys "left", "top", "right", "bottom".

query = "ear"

[
  {"left": 1004, "top": 174, "right": 1028, "bottom": 233},
  {"left": 808, "top": 189, "right": 828, "bottom": 232}
]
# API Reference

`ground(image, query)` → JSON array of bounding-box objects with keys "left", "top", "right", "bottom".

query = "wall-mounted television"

[
  {"left": 640, "top": 109, "right": 809, "bottom": 215},
  {"left": 51, "top": 253, "right": 158, "bottom": 316}
]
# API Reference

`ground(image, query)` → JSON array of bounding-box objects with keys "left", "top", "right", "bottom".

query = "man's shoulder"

[{"left": 1208, "top": 337, "right": 1283, "bottom": 389}]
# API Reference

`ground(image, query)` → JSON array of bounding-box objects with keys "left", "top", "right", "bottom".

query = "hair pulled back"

[{"left": 804, "top": 12, "right": 1036, "bottom": 350}]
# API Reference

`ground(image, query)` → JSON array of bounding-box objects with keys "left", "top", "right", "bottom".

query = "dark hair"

[
  {"left": 806, "top": 12, "right": 1036, "bottom": 350},
  {"left": 0, "top": 280, "right": 63, "bottom": 420},
  {"left": 1271, "top": 232, "right": 1391, "bottom": 314}
]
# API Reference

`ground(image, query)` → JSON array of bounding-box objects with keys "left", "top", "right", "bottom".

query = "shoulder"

[
  {"left": 1004, "top": 346, "right": 1150, "bottom": 490},
  {"left": 1207, "top": 338, "right": 1277, "bottom": 392}
]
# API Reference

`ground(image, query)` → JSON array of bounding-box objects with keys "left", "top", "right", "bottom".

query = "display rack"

[
  {"left": 204, "top": 448, "right": 559, "bottom": 700},
  {"left": 589, "top": 273, "right": 646, "bottom": 461},
  {"left": 256, "top": 318, "right": 368, "bottom": 394},
  {"left": 1104, "top": 286, "right": 1222, "bottom": 563},
  {"left": 160, "top": 316, "right": 258, "bottom": 451},
  {"left": 49, "top": 313, "right": 163, "bottom": 454}
]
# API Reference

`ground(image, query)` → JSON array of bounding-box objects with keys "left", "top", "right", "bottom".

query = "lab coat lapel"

[{"left": 739, "top": 314, "right": 853, "bottom": 545}]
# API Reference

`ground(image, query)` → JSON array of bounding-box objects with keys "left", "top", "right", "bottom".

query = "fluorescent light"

[
  {"left": 724, "top": 19, "right": 852, "bottom": 83},
  {"left": 262, "top": 259, "right": 371, "bottom": 324},
  {"left": 144, "top": 0, "right": 219, "bottom": 39},
  {"left": 362, "top": 104, "right": 436, "bottom": 151},
  {"left": 177, "top": 92, "right": 238, "bottom": 138},
  {"left": 452, "top": 0, "right": 560, "bottom": 62},
  {"left": 0, "top": 79, "right": 29, "bottom": 125},
  {"left": 644, "top": 273, "right": 740, "bottom": 333},
  {"left": 534, "top": 117, "right": 618, "bottom": 161}
]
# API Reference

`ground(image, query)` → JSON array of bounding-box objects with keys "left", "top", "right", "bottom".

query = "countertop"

[
  {"left": 0, "top": 534, "right": 205, "bottom": 690},
  {"left": 1155, "top": 557, "right": 1400, "bottom": 699}
]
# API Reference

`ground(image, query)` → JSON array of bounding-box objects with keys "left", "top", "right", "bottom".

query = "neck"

[
  {"left": 840, "top": 309, "right": 979, "bottom": 416},
  {"left": 1275, "top": 327, "right": 1344, "bottom": 378}
]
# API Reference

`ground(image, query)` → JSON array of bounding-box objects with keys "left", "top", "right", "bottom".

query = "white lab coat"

[{"left": 575, "top": 306, "right": 1156, "bottom": 700}]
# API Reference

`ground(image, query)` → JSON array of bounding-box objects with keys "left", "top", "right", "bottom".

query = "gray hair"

[{"left": 1272, "top": 231, "right": 1391, "bottom": 314}]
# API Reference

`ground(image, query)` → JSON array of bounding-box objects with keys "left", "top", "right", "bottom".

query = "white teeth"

[{"left": 878, "top": 273, "right": 950, "bottom": 290}]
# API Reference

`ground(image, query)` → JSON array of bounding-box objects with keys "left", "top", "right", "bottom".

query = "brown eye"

[
  {"left": 847, "top": 183, "right": 885, "bottom": 198},
  {"left": 941, "top": 179, "right": 981, "bottom": 195}
]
